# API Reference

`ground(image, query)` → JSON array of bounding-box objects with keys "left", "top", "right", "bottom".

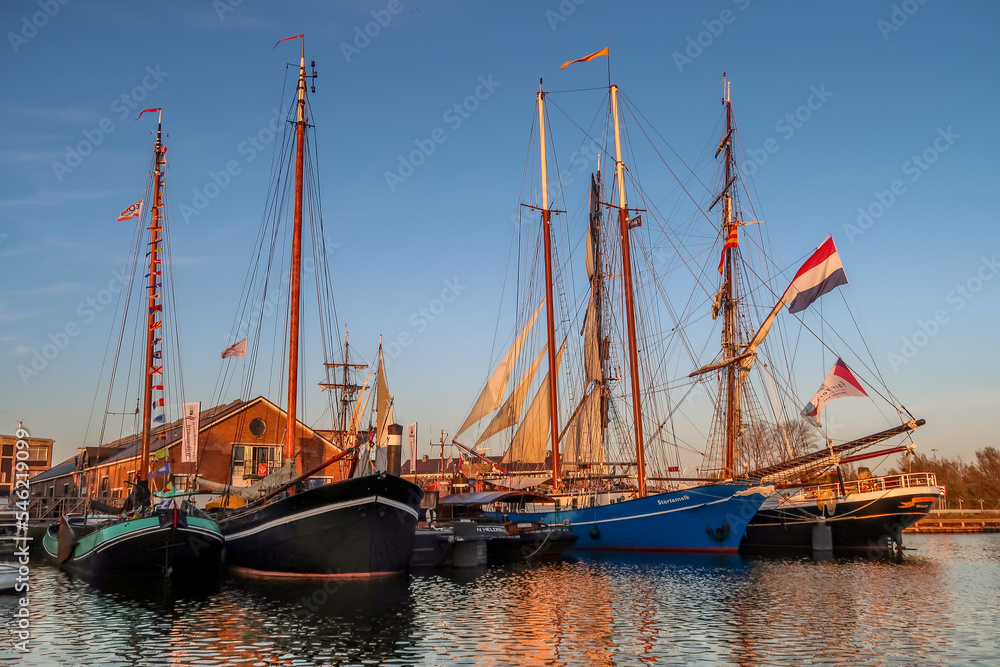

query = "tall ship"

[
  {"left": 211, "top": 36, "right": 422, "bottom": 576},
  {"left": 42, "top": 111, "right": 224, "bottom": 580},
  {"left": 457, "top": 55, "right": 772, "bottom": 552}
]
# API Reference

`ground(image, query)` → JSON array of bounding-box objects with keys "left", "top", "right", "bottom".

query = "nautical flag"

[
  {"left": 718, "top": 224, "right": 739, "bottom": 273},
  {"left": 117, "top": 200, "right": 143, "bottom": 221},
  {"left": 154, "top": 447, "right": 169, "bottom": 460},
  {"left": 458, "top": 455, "right": 464, "bottom": 474},
  {"left": 273, "top": 33, "right": 304, "bottom": 49},
  {"left": 149, "top": 304, "right": 162, "bottom": 314},
  {"left": 560, "top": 46, "right": 610, "bottom": 69},
  {"left": 155, "top": 463, "right": 170, "bottom": 475},
  {"left": 135, "top": 108, "right": 160, "bottom": 121},
  {"left": 628, "top": 214, "right": 643, "bottom": 229},
  {"left": 782, "top": 237, "right": 848, "bottom": 314},
  {"left": 152, "top": 398, "right": 164, "bottom": 408},
  {"left": 150, "top": 321, "right": 162, "bottom": 331},
  {"left": 221, "top": 338, "right": 247, "bottom": 359},
  {"left": 152, "top": 351, "right": 162, "bottom": 359},
  {"left": 149, "top": 366, "right": 163, "bottom": 375},
  {"left": 153, "top": 415, "right": 165, "bottom": 423},
  {"left": 151, "top": 383, "right": 163, "bottom": 391},
  {"left": 668, "top": 466, "right": 680, "bottom": 472},
  {"left": 800, "top": 358, "right": 869, "bottom": 426}
]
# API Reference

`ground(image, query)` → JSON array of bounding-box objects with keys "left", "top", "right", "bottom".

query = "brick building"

[{"left": 28, "top": 396, "right": 347, "bottom": 509}]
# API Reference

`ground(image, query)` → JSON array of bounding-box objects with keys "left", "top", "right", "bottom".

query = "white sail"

[
  {"left": 375, "top": 342, "right": 393, "bottom": 447},
  {"left": 475, "top": 344, "right": 547, "bottom": 446},
  {"left": 455, "top": 302, "right": 543, "bottom": 439},
  {"left": 501, "top": 341, "right": 565, "bottom": 465}
]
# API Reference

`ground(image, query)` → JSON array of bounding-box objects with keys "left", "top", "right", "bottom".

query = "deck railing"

[{"left": 800, "top": 472, "right": 938, "bottom": 499}]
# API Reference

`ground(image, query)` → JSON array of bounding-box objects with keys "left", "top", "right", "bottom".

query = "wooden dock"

[{"left": 905, "top": 510, "right": 1000, "bottom": 534}]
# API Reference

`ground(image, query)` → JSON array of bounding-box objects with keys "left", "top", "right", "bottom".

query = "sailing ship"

[
  {"left": 700, "top": 80, "right": 939, "bottom": 556},
  {"left": 213, "top": 37, "right": 422, "bottom": 577},
  {"left": 456, "top": 70, "right": 773, "bottom": 552},
  {"left": 42, "top": 112, "right": 224, "bottom": 580}
]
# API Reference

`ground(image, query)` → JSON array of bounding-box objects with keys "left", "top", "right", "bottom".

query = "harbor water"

[{"left": 3, "top": 534, "right": 998, "bottom": 666}]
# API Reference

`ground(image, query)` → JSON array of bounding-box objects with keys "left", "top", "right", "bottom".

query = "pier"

[{"left": 906, "top": 510, "right": 1000, "bottom": 534}]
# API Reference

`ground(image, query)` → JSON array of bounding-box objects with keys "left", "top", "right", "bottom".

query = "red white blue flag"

[
  {"left": 801, "top": 358, "right": 868, "bottom": 426},
  {"left": 782, "top": 237, "right": 847, "bottom": 313}
]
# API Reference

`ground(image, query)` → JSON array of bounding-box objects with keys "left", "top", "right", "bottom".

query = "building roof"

[
  {"left": 80, "top": 396, "right": 341, "bottom": 469},
  {"left": 28, "top": 456, "right": 78, "bottom": 483}
]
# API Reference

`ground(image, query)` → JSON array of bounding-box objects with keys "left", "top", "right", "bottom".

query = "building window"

[
  {"left": 232, "top": 444, "right": 280, "bottom": 480},
  {"left": 100, "top": 475, "right": 109, "bottom": 498},
  {"left": 26, "top": 444, "right": 49, "bottom": 465},
  {"left": 63, "top": 483, "right": 69, "bottom": 497}
]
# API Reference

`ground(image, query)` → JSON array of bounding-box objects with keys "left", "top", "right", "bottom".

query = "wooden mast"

[
  {"left": 537, "top": 81, "right": 561, "bottom": 491},
  {"left": 720, "top": 75, "right": 738, "bottom": 477},
  {"left": 610, "top": 84, "right": 646, "bottom": 497},
  {"left": 285, "top": 41, "right": 307, "bottom": 469},
  {"left": 140, "top": 111, "right": 166, "bottom": 490}
]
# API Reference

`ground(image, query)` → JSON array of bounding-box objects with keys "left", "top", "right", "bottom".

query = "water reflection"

[{"left": 5, "top": 535, "right": 998, "bottom": 666}]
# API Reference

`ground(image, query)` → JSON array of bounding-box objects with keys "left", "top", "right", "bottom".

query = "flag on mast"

[
  {"left": 560, "top": 46, "right": 609, "bottom": 69},
  {"left": 801, "top": 358, "right": 869, "bottom": 426},
  {"left": 221, "top": 338, "right": 247, "bottom": 358},
  {"left": 117, "top": 200, "right": 144, "bottom": 221},
  {"left": 782, "top": 237, "right": 848, "bottom": 313},
  {"left": 718, "top": 224, "right": 738, "bottom": 273}
]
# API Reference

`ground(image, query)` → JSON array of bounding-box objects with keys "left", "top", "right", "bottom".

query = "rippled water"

[{"left": 3, "top": 534, "right": 998, "bottom": 666}]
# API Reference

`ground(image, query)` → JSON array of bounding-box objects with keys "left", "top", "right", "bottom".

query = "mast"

[
  {"left": 537, "top": 81, "right": 562, "bottom": 490},
  {"left": 720, "top": 74, "right": 738, "bottom": 476},
  {"left": 610, "top": 84, "right": 647, "bottom": 497},
  {"left": 285, "top": 41, "right": 307, "bottom": 468},
  {"left": 140, "top": 111, "right": 166, "bottom": 491},
  {"left": 320, "top": 326, "right": 367, "bottom": 450}
]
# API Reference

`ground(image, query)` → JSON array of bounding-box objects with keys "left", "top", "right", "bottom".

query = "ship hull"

[
  {"left": 219, "top": 473, "right": 422, "bottom": 576},
  {"left": 740, "top": 484, "right": 941, "bottom": 554},
  {"left": 41, "top": 510, "right": 224, "bottom": 580},
  {"left": 486, "top": 483, "right": 770, "bottom": 552}
]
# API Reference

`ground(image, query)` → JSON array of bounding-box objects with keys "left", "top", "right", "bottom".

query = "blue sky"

[{"left": 1, "top": 0, "right": 997, "bottom": 469}]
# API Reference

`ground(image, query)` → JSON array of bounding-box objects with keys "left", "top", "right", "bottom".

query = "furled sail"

[
  {"left": 563, "top": 170, "right": 608, "bottom": 467},
  {"left": 455, "top": 301, "right": 544, "bottom": 439},
  {"left": 561, "top": 388, "right": 605, "bottom": 466},
  {"left": 500, "top": 341, "right": 565, "bottom": 465}
]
